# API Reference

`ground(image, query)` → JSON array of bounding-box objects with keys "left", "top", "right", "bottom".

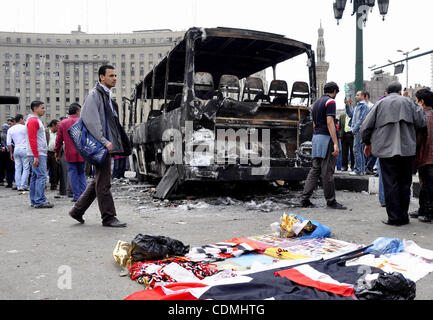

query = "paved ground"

[{"left": 1, "top": 172, "right": 432, "bottom": 300}]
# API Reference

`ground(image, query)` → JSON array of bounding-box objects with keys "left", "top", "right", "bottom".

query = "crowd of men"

[
  {"left": 0, "top": 65, "right": 130, "bottom": 227},
  {"left": 2, "top": 67, "right": 432, "bottom": 229},
  {"left": 302, "top": 80, "right": 433, "bottom": 227}
]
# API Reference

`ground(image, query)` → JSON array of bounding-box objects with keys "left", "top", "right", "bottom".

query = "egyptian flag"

[{"left": 125, "top": 252, "right": 383, "bottom": 300}]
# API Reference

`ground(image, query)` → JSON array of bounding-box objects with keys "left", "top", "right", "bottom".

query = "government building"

[{"left": 0, "top": 26, "right": 184, "bottom": 125}]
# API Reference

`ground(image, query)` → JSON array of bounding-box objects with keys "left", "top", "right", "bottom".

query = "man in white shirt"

[{"left": 6, "top": 114, "right": 30, "bottom": 191}]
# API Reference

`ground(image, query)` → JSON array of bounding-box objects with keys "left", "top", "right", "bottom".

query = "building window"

[{"left": 16, "top": 38, "right": 21, "bottom": 44}]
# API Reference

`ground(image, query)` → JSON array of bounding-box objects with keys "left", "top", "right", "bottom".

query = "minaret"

[{"left": 316, "top": 22, "right": 330, "bottom": 97}]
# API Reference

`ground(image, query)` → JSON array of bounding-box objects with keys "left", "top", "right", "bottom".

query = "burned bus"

[{"left": 128, "top": 27, "right": 316, "bottom": 198}]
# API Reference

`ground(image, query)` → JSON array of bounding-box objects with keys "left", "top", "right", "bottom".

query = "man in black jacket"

[{"left": 68, "top": 65, "right": 131, "bottom": 227}]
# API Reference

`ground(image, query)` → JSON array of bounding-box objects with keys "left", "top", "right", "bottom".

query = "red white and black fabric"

[
  {"left": 186, "top": 240, "right": 258, "bottom": 263},
  {"left": 128, "top": 258, "right": 219, "bottom": 288},
  {"left": 125, "top": 252, "right": 384, "bottom": 300}
]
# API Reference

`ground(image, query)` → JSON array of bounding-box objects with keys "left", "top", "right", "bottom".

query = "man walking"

[
  {"left": 68, "top": 65, "right": 131, "bottom": 227},
  {"left": 362, "top": 81, "right": 426, "bottom": 226},
  {"left": 55, "top": 103, "right": 87, "bottom": 202},
  {"left": 6, "top": 114, "right": 30, "bottom": 191},
  {"left": 300, "top": 81, "right": 346, "bottom": 210},
  {"left": 26, "top": 101, "right": 54, "bottom": 209},
  {"left": 349, "top": 91, "right": 369, "bottom": 175}
]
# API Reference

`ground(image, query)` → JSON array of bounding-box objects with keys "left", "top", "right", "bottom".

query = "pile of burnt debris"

[{"left": 111, "top": 177, "right": 313, "bottom": 212}]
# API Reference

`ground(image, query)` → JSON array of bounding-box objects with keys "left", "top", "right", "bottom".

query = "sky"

[{"left": 1, "top": 0, "right": 432, "bottom": 107}]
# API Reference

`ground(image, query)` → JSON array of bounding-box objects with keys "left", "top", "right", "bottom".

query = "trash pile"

[{"left": 113, "top": 213, "right": 433, "bottom": 300}]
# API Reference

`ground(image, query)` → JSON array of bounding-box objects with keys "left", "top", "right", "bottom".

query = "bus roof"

[{"left": 139, "top": 27, "right": 313, "bottom": 99}]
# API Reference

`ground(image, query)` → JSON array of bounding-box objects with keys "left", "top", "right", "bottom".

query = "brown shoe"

[
  {"left": 69, "top": 211, "right": 85, "bottom": 224},
  {"left": 103, "top": 219, "right": 127, "bottom": 228}
]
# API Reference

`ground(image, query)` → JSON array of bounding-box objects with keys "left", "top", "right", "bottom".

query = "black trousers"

[
  {"left": 380, "top": 156, "right": 414, "bottom": 223},
  {"left": 341, "top": 133, "right": 354, "bottom": 170},
  {"left": 47, "top": 151, "right": 59, "bottom": 189},
  {"left": 418, "top": 164, "right": 433, "bottom": 218}
]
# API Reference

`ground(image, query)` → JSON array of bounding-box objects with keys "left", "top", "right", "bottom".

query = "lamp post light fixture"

[
  {"left": 333, "top": 0, "right": 390, "bottom": 92},
  {"left": 397, "top": 47, "right": 420, "bottom": 89}
]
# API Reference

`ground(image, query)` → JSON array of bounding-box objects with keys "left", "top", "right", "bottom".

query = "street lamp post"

[
  {"left": 333, "top": 0, "right": 389, "bottom": 93},
  {"left": 397, "top": 47, "right": 420, "bottom": 89}
]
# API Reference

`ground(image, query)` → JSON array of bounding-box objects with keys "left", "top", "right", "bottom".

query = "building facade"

[
  {"left": 0, "top": 27, "right": 184, "bottom": 125},
  {"left": 345, "top": 71, "right": 398, "bottom": 104},
  {"left": 315, "top": 23, "right": 329, "bottom": 97}
]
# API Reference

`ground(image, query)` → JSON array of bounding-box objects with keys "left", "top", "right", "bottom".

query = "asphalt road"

[{"left": 1, "top": 172, "right": 432, "bottom": 300}]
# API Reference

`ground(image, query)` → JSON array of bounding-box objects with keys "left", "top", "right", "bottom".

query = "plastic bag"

[
  {"left": 366, "top": 237, "right": 404, "bottom": 257},
  {"left": 128, "top": 234, "right": 190, "bottom": 262},
  {"left": 355, "top": 272, "right": 416, "bottom": 300},
  {"left": 279, "top": 213, "right": 316, "bottom": 238},
  {"left": 113, "top": 240, "right": 133, "bottom": 268}
]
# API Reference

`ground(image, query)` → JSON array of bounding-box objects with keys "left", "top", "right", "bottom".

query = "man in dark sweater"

[{"left": 300, "top": 82, "right": 346, "bottom": 210}]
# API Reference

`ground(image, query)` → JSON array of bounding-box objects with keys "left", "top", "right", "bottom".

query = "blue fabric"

[
  {"left": 336, "top": 140, "right": 342, "bottom": 170},
  {"left": 28, "top": 155, "right": 47, "bottom": 206},
  {"left": 292, "top": 215, "right": 331, "bottom": 239},
  {"left": 350, "top": 101, "right": 369, "bottom": 135},
  {"left": 311, "top": 134, "right": 331, "bottom": 159},
  {"left": 376, "top": 158, "right": 385, "bottom": 206},
  {"left": 68, "top": 118, "right": 108, "bottom": 166},
  {"left": 366, "top": 237, "right": 404, "bottom": 257},
  {"left": 66, "top": 161, "right": 87, "bottom": 201},
  {"left": 353, "top": 133, "right": 365, "bottom": 174},
  {"left": 14, "top": 147, "right": 30, "bottom": 189}
]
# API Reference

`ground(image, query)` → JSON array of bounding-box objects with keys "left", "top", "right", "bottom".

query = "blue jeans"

[
  {"left": 28, "top": 155, "right": 48, "bottom": 206},
  {"left": 353, "top": 133, "right": 365, "bottom": 174},
  {"left": 66, "top": 162, "right": 87, "bottom": 201},
  {"left": 376, "top": 158, "right": 385, "bottom": 206},
  {"left": 14, "top": 148, "right": 30, "bottom": 189},
  {"left": 336, "top": 140, "right": 342, "bottom": 170}
]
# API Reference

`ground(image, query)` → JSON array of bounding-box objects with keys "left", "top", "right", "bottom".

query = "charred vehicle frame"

[{"left": 126, "top": 27, "right": 316, "bottom": 198}]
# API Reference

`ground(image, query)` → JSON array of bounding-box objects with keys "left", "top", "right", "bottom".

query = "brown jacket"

[{"left": 415, "top": 107, "right": 433, "bottom": 168}]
